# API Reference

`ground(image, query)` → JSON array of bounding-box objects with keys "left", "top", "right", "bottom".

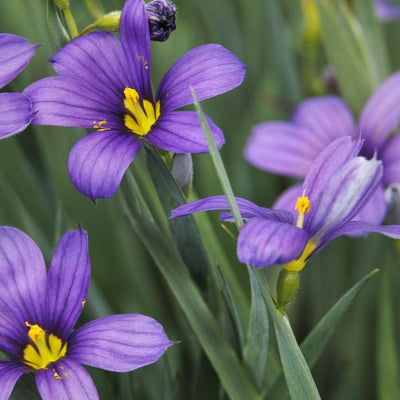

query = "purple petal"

[
  {"left": 157, "top": 44, "right": 246, "bottom": 113},
  {"left": 306, "top": 157, "right": 383, "bottom": 242},
  {"left": 324, "top": 220, "right": 400, "bottom": 242},
  {"left": 359, "top": 70, "right": 400, "bottom": 153},
  {"left": 0, "top": 360, "right": 28, "bottom": 400},
  {"left": 149, "top": 111, "right": 224, "bottom": 153},
  {"left": 237, "top": 218, "right": 309, "bottom": 268},
  {"left": 0, "top": 227, "right": 47, "bottom": 331},
  {"left": 0, "top": 310, "right": 29, "bottom": 356},
  {"left": 68, "top": 314, "right": 173, "bottom": 372},
  {"left": 292, "top": 96, "right": 356, "bottom": 142},
  {"left": 49, "top": 32, "right": 130, "bottom": 105},
  {"left": 352, "top": 184, "right": 386, "bottom": 226},
  {"left": 374, "top": 0, "right": 400, "bottom": 22},
  {"left": 0, "top": 34, "right": 38, "bottom": 88},
  {"left": 171, "top": 195, "right": 294, "bottom": 223},
  {"left": 45, "top": 228, "right": 89, "bottom": 340},
  {"left": 68, "top": 130, "right": 141, "bottom": 200},
  {"left": 120, "top": 0, "right": 152, "bottom": 99},
  {"left": 303, "top": 136, "right": 363, "bottom": 202},
  {"left": 36, "top": 358, "right": 99, "bottom": 400},
  {"left": 380, "top": 132, "right": 400, "bottom": 184},
  {"left": 24, "top": 76, "right": 122, "bottom": 129},
  {"left": 0, "top": 92, "right": 32, "bottom": 137},
  {"left": 244, "top": 122, "right": 324, "bottom": 178}
]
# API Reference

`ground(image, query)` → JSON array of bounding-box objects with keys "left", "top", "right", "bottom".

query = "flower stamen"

[
  {"left": 23, "top": 322, "right": 67, "bottom": 370},
  {"left": 295, "top": 191, "right": 310, "bottom": 228},
  {"left": 123, "top": 87, "right": 160, "bottom": 136}
]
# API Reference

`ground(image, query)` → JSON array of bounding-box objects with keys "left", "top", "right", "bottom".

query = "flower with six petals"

[
  {"left": 0, "top": 226, "right": 172, "bottom": 400},
  {"left": 24, "top": 0, "right": 246, "bottom": 201}
]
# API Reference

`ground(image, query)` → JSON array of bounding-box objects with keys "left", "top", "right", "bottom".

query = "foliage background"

[{"left": 0, "top": 0, "right": 400, "bottom": 399}]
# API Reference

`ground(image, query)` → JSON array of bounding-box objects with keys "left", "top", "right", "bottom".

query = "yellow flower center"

[
  {"left": 123, "top": 87, "right": 160, "bottom": 136},
  {"left": 23, "top": 322, "right": 67, "bottom": 370},
  {"left": 284, "top": 241, "right": 316, "bottom": 272}
]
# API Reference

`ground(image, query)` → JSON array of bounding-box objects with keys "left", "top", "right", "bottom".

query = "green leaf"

[
  {"left": 191, "top": 89, "right": 270, "bottom": 388},
  {"left": 143, "top": 142, "right": 210, "bottom": 288},
  {"left": 316, "top": 0, "right": 379, "bottom": 112},
  {"left": 46, "top": 0, "right": 72, "bottom": 50},
  {"left": 118, "top": 171, "right": 261, "bottom": 400},
  {"left": 258, "top": 267, "right": 321, "bottom": 400},
  {"left": 266, "top": 268, "right": 379, "bottom": 399},
  {"left": 376, "top": 267, "right": 400, "bottom": 400},
  {"left": 243, "top": 265, "right": 269, "bottom": 389}
]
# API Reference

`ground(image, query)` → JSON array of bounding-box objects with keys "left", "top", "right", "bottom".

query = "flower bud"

[
  {"left": 171, "top": 153, "right": 193, "bottom": 194},
  {"left": 385, "top": 183, "right": 400, "bottom": 224},
  {"left": 82, "top": 1, "right": 176, "bottom": 42},
  {"left": 146, "top": 0, "right": 176, "bottom": 42},
  {"left": 276, "top": 269, "right": 300, "bottom": 312}
]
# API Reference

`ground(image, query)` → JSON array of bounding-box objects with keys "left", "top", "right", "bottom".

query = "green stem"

[{"left": 63, "top": 7, "right": 79, "bottom": 37}]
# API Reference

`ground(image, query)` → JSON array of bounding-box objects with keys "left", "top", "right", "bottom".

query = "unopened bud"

[
  {"left": 82, "top": 1, "right": 176, "bottom": 42},
  {"left": 385, "top": 183, "right": 400, "bottom": 224},
  {"left": 171, "top": 153, "right": 193, "bottom": 194},
  {"left": 146, "top": 0, "right": 176, "bottom": 42}
]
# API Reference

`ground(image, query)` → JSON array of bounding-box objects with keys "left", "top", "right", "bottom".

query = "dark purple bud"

[
  {"left": 322, "top": 66, "right": 338, "bottom": 93},
  {"left": 145, "top": 0, "right": 176, "bottom": 42}
]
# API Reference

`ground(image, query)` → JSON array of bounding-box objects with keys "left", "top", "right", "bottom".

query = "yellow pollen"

[
  {"left": 23, "top": 322, "right": 67, "bottom": 370},
  {"left": 93, "top": 119, "right": 109, "bottom": 131},
  {"left": 123, "top": 87, "right": 160, "bottom": 136},
  {"left": 295, "top": 192, "right": 310, "bottom": 228},
  {"left": 284, "top": 241, "right": 317, "bottom": 272},
  {"left": 81, "top": 300, "right": 86, "bottom": 308}
]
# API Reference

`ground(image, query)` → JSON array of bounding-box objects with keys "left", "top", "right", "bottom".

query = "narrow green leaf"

[
  {"left": 257, "top": 266, "right": 321, "bottom": 400},
  {"left": 46, "top": 0, "right": 72, "bottom": 49},
  {"left": 266, "top": 268, "right": 379, "bottom": 399},
  {"left": 190, "top": 87, "right": 243, "bottom": 229},
  {"left": 316, "top": 0, "right": 376, "bottom": 112},
  {"left": 118, "top": 172, "right": 261, "bottom": 400},
  {"left": 143, "top": 142, "right": 210, "bottom": 288},
  {"left": 353, "top": 0, "right": 390, "bottom": 84},
  {"left": 191, "top": 89, "right": 270, "bottom": 388},
  {"left": 376, "top": 268, "right": 400, "bottom": 400},
  {"left": 243, "top": 265, "right": 269, "bottom": 389}
]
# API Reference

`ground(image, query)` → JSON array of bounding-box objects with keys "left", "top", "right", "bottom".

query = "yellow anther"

[
  {"left": 123, "top": 87, "right": 160, "bottom": 136},
  {"left": 23, "top": 322, "right": 67, "bottom": 370},
  {"left": 295, "top": 191, "right": 310, "bottom": 228},
  {"left": 93, "top": 119, "right": 109, "bottom": 131},
  {"left": 81, "top": 300, "right": 86, "bottom": 308}
]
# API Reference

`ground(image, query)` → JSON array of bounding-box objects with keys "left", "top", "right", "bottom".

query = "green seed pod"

[{"left": 276, "top": 269, "right": 300, "bottom": 312}]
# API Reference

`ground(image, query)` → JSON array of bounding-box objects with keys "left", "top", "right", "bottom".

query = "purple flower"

[
  {"left": 0, "top": 34, "right": 38, "bottom": 138},
  {"left": 24, "top": 0, "right": 246, "bottom": 201},
  {"left": 172, "top": 137, "right": 400, "bottom": 269},
  {"left": 0, "top": 226, "right": 173, "bottom": 400},
  {"left": 374, "top": 0, "right": 400, "bottom": 22},
  {"left": 244, "top": 71, "right": 400, "bottom": 225}
]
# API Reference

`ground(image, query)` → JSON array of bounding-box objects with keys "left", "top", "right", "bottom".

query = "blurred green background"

[{"left": 1, "top": 0, "right": 400, "bottom": 399}]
